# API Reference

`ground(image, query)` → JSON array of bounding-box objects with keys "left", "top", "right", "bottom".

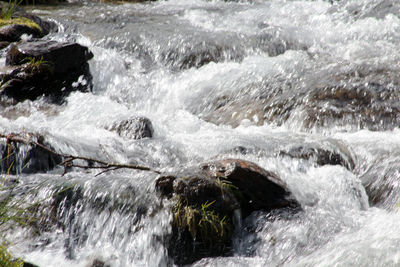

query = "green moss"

[
  {"left": 0, "top": 17, "right": 42, "bottom": 32},
  {"left": 0, "top": 245, "right": 23, "bottom": 267}
]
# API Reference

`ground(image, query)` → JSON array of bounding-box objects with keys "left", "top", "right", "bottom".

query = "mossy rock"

[
  {"left": 0, "top": 17, "right": 41, "bottom": 32},
  {"left": 0, "top": 16, "right": 44, "bottom": 43},
  {"left": 1, "top": 40, "right": 93, "bottom": 103},
  {"left": 155, "top": 158, "right": 300, "bottom": 264},
  {"left": 157, "top": 174, "right": 237, "bottom": 265}
]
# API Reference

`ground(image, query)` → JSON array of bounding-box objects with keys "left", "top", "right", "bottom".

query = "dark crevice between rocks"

[{"left": 0, "top": 135, "right": 62, "bottom": 175}]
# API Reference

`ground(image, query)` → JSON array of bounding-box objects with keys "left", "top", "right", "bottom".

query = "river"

[{"left": 2, "top": 0, "right": 400, "bottom": 266}]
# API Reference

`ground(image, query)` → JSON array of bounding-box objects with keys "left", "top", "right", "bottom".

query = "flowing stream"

[{"left": 2, "top": 0, "right": 400, "bottom": 266}]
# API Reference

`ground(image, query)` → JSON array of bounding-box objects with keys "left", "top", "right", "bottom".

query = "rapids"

[{"left": 2, "top": 0, "right": 400, "bottom": 266}]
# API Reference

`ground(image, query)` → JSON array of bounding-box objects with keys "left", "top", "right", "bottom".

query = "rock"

[
  {"left": 279, "top": 144, "right": 355, "bottom": 170},
  {"left": 0, "top": 134, "right": 62, "bottom": 174},
  {"left": 360, "top": 156, "right": 400, "bottom": 209},
  {"left": 0, "top": 23, "right": 43, "bottom": 42},
  {"left": 90, "top": 259, "right": 110, "bottom": 267},
  {"left": 202, "top": 65, "right": 400, "bottom": 132},
  {"left": 155, "top": 158, "right": 299, "bottom": 265},
  {"left": 13, "top": 12, "right": 58, "bottom": 36},
  {"left": 203, "top": 94, "right": 294, "bottom": 128},
  {"left": 0, "top": 41, "right": 9, "bottom": 50},
  {"left": 161, "top": 36, "right": 245, "bottom": 70},
  {"left": 6, "top": 40, "right": 93, "bottom": 73},
  {"left": 23, "top": 261, "right": 40, "bottom": 267},
  {"left": 302, "top": 84, "right": 400, "bottom": 131},
  {"left": 108, "top": 117, "right": 154, "bottom": 139},
  {"left": 1, "top": 40, "right": 93, "bottom": 102},
  {"left": 157, "top": 174, "right": 237, "bottom": 265},
  {"left": 201, "top": 159, "right": 299, "bottom": 216}
]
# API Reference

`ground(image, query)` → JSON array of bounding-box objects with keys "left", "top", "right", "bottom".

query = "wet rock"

[
  {"left": 204, "top": 81, "right": 400, "bottom": 132},
  {"left": 13, "top": 12, "right": 58, "bottom": 36},
  {"left": 6, "top": 40, "right": 93, "bottom": 74},
  {"left": 23, "top": 261, "right": 40, "bottom": 267},
  {"left": 171, "top": 44, "right": 233, "bottom": 70},
  {"left": 0, "top": 41, "right": 10, "bottom": 49},
  {"left": 162, "top": 36, "right": 245, "bottom": 70},
  {"left": 0, "top": 23, "right": 43, "bottom": 42},
  {"left": 154, "top": 175, "right": 175, "bottom": 198},
  {"left": 279, "top": 144, "right": 355, "bottom": 171},
  {"left": 1, "top": 40, "right": 93, "bottom": 102},
  {"left": 203, "top": 92, "right": 296, "bottom": 128},
  {"left": 90, "top": 259, "right": 110, "bottom": 267},
  {"left": 302, "top": 84, "right": 400, "bottom": 131},
  {"left": 360, "top": 156, "right": 400, "bottom": 209},
  {"left": 108, "top": 117, "right": 154, "bottom": 139},
  {"left": 0, "top": 134, "right": 62, "bottom": 174},
  {"left": 157, "top": 173, "right": 237, "bottom": 265},
  {"left": 155, "top": 158, "right": 299, "bottom": 265},
  {"left": 202, "top": 159, "right": 299, "bottom": 216}
]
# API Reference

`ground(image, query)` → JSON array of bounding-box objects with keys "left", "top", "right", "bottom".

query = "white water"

[{"left": 2, "top": 0, "right": 400, "bottom": 266}]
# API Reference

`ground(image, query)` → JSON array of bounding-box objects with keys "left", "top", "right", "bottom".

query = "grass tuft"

[
  {"left": 23, "top": 56, "right": 53, "bottom": 74},
  {"left": 173, "top": 198, "right": 232, "bottom": 248},
  {"left": 1, "top": 0, "right": 23, "bottom": 20},
  {"left": 0, "top": 244, "right": 23, "bottom": 267}
]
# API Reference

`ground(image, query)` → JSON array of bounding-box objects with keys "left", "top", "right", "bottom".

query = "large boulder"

[
  {"left": 155, "top": 158, "right": 299, "bottom": 265},
  {"left": 0, "top": 40, "right": 93, "bottom": 102}
]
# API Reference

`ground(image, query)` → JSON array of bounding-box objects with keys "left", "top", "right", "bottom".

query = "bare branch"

[{"left": 0, "top": 132, "right": 161, "bottom": 175}]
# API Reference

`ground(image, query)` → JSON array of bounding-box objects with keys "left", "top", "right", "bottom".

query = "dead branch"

[{"left": 0, "top": 132, "right": 161, "bottom": 175}]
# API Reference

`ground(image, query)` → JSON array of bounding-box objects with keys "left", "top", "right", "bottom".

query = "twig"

[{"left": 0, "top": 132, "right": 161, "bottom": 176}]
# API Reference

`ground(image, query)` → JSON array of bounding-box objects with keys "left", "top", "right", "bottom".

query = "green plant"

[
  {"left": 173, "top": 198, "right": 232, "bottom": 248},
  {"left": 0, "top": 181, "right": 36, "bottom": 231},
  {"left": 0, "top": 244, "right": 23, "bottom": 267},
  {"left": 198, "top": 200, "right": 229, "bottom": 244},
  {"left": 23, "top": 56, "right": 54, "bottom": 75},
  {"left": 1, "top": 0, "right": 23, "bottom": 20},
  {"left": 0, "top": 159, "right": 34, "bottom": 267},
  {"left": 215, "top": 177, "right": 237, "bottom": 196}
]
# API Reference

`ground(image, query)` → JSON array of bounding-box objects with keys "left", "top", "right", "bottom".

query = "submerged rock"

[
  {"left": 108, "top": 117, "right": 154, "bottom": 139},
  {"left": 90, "top": 259, "right": 110, "bottom": 267},
  {"left": 155, "top": 158, "right": 299, "bottom": 265},
  {"left": 204, "top": 83, "right": 400, "bottom": 131},
  {"left": 279, "top": 143, "right": 355, "bottom": 171},
  {"left": 302, "top": 84, "right": 400, "bottom": 131},
  {"left": 0, "top": 134, "right": 62, "bottom": 174},
  {"left": 1, "top": 40, "right": 93, "bottom": 102},
  {"left": 360, "top": 156, "right": 400, "bottom": 209}
]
